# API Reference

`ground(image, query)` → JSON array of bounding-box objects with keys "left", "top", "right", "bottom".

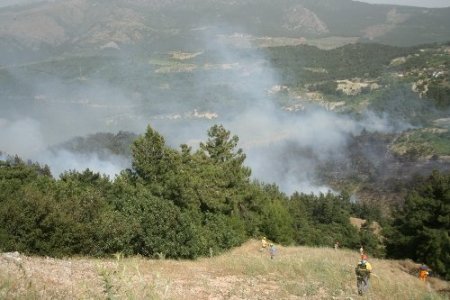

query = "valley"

[{"left": 1, "top": 31, "right": 449, "bottom": 200}]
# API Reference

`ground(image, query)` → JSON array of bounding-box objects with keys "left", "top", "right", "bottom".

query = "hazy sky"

[
  {"left": 0, "top": 0, "right": 60, "bottom": 8},
  {"left": 1, "top": 0, "right": 450, "bottom": 8},
  {"left": 357, "top": 0, "right": 450, "bottom": 7}
]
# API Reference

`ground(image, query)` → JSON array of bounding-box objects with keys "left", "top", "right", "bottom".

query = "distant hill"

[{"left": 1, "top": 0, "right": 450, "bottom": 64}]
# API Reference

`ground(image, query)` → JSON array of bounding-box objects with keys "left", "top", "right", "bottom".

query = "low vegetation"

[
  {"left": 1, "top": 240, "right": 448, "bottom": 299},
  {"left": 391, "top": 129, "right": 450, "bottom": 158}
]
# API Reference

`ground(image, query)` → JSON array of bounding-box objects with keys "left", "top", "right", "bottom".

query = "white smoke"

[
  {"left": 150, "top": 27, "right": 409, "bottom": 194},
  {"left": 358, "top": 0, "right": 450, "bottom": 8},
  {"left": 0, "top": 0, "right": 60, "bottom": 8},
  {"left": 0, "top": 20, "right": 415, "bottom": 194},
  {"left": 0, "top": 118, "right": 46, "bottom": 158},
  {"left": 0, "top": 117, "right": 129, "bottom": 178},
  {"left": 222, "top": 101, "right": 404, "bottom": 194},
  {"left": 35, "top": 149, "right": 129, "bottom": 179}
]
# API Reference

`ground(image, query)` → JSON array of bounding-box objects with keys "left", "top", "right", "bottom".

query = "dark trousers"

[{"left": 357, "top": 276, "right": 370, "bottom": 295}]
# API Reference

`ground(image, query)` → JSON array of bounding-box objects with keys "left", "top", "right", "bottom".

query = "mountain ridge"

[{"left": 1, "top": 0, "right": 450, "bottom": 65}]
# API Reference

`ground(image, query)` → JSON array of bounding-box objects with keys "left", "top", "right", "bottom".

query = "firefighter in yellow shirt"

[
  {"left": 261, "top": 237, "right": 268, "bottom": 250},
  {"left": 355, "top": 255, "right": 372, "bottom": 296}
]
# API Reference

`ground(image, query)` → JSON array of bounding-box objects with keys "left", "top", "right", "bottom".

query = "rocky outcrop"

[
  {"left": 362, "top": 8, "right": 410, "bottom": 40},
  {"left": 282, "top": 5, "right": 329, "bottom": 34}
]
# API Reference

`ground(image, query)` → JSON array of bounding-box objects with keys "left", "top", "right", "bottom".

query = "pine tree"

[{"left": 387, "top": 171, "right": 450, "bottom": 279}]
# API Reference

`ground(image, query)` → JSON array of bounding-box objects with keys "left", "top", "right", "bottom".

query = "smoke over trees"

[{"left": 1, "top": 124, "right": 449, "bottom": 279}]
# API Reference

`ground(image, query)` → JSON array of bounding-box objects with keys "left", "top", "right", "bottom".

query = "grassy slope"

[{"left": 1, "top": 240, "right": 448, "bottom": 299}]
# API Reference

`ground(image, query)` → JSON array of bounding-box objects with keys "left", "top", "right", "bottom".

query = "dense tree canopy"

[{"left": 386, "top": 171, "right": 450, "bottom": 280}]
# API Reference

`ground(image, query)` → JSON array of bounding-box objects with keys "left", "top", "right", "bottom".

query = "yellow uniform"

[
  {"left": 356, "top": 260, "right": 372, "bottom": 295},
  {"left": 261, "top": 237, "right": 268, "bottom": 249}
]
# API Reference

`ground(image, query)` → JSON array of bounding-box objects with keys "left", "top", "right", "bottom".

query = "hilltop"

[
  {"left": 1, "top": 0, "right": 450, "bottom": 64},
  {"left": 1, "top": 240, "right": 449, "bottom": 299}
]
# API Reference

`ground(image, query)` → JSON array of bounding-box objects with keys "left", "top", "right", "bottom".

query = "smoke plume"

[{"left": 0, "top": 21, "right": 412, "bottom": 193}]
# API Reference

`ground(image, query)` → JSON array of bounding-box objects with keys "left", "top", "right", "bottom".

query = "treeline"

[
  {"left": 52, "top": 131, "right": 138, "bottom": 158},
  {"left": 0, "top": 125, "right": 448, "bottom": 279},
  {"left": 266, "top": 43, "right": 418, "bottom": 86},
  {"left": 385, "top": 170, "right": 450, "bottom": 280},
  {"left": 0, "top": 125, "right": 371, "bottom": 258}
]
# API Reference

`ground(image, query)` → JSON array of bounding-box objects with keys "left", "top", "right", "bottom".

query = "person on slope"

[
  {"left": 355, "top": 254, "right": 372, "bottom": 296},
  {"left": 334, "top": 241, "right": 340, "bottom": 250},
  {"left": 261, "top": 236, "right": 268, "bottom": 251},
  {"left": 269, "top": 243, "right": 276, "bottom": 259},
  {"left": 418, "top": 264, "right": 430, "bottom": 281}
]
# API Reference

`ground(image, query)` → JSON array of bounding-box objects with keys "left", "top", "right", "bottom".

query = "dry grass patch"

[{"left": 1, "top": 240, "right": 448, "bottom": 299}]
